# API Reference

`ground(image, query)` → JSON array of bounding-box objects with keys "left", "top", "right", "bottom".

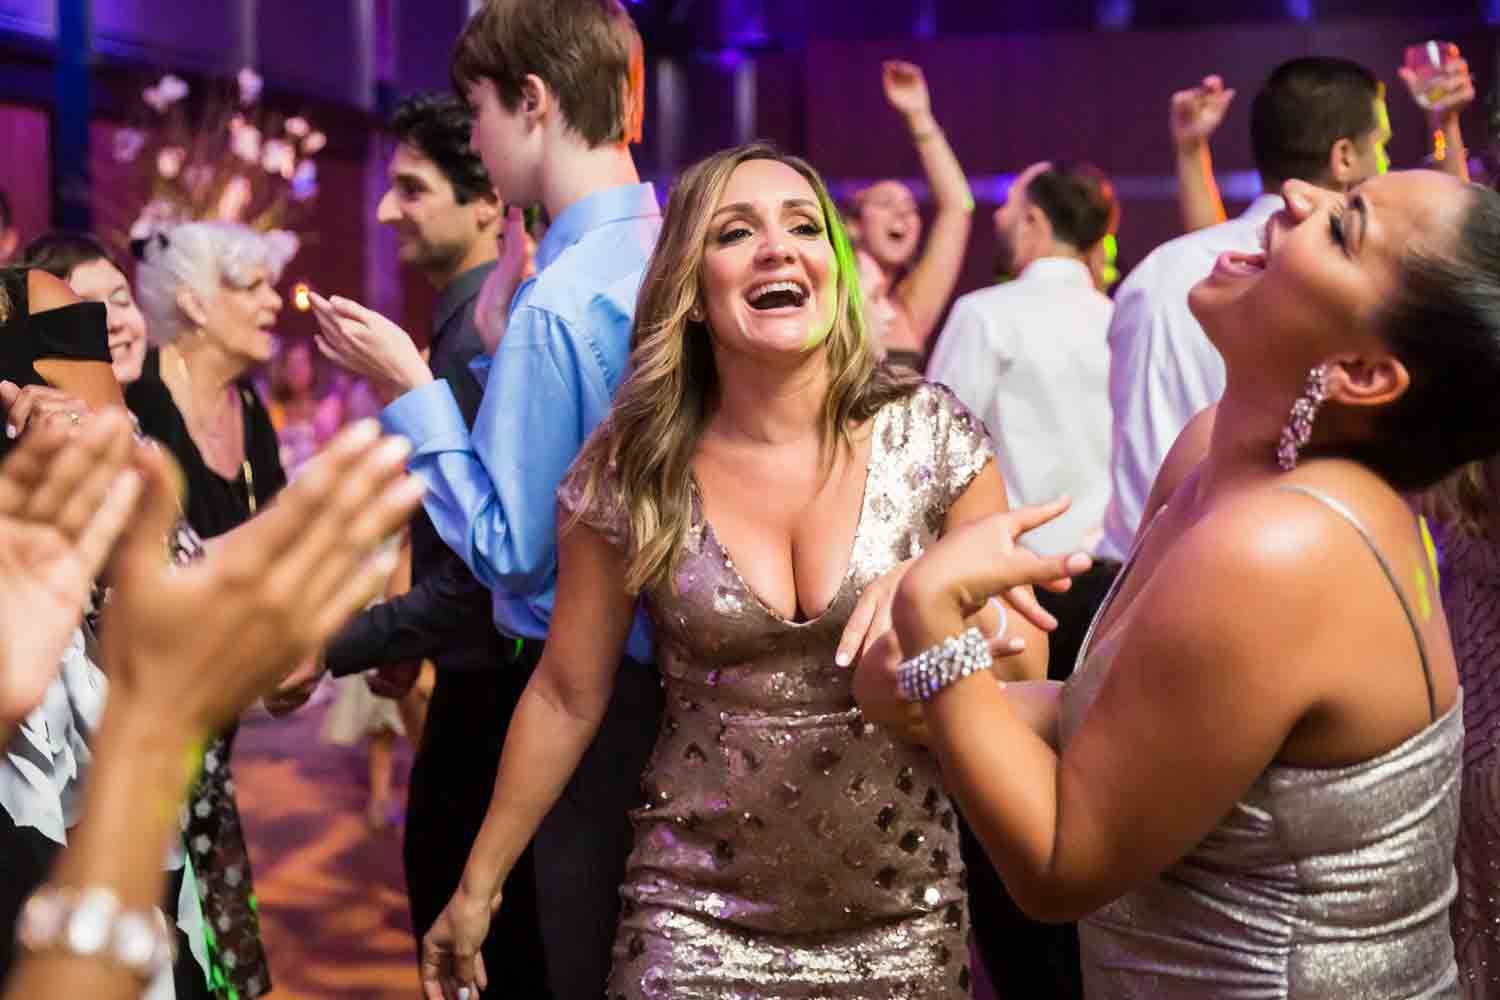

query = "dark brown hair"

[{"left": 450, "top": 0, "right": 644, "bottom": 147}]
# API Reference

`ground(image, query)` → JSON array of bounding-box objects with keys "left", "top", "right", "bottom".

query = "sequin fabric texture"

[
  {"left": 1061, "top": 496, "right": 1462, "bottom": 998},
  {"left": 1442, "top": 528, "right": 1500, "bottom": 998},
  {"left": 561, "top": 383, "right": 992, "bottom": 999}
]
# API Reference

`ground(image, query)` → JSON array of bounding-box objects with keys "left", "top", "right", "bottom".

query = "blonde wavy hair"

[
  {"left": 1429, "top": 455, "right": 1500, "bottom": 540},
  {"left": 571, "top": 141, "right": 920, "bottom": 595}
]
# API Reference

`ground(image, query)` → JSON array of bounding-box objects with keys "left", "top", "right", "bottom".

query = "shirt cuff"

[{"left": 381, "top": 379, "right": 468, "bottom": 451}]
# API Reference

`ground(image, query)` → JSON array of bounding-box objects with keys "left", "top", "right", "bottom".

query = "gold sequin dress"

[{"left": 560, "top": 383, "right": 990, "bottom": 999}]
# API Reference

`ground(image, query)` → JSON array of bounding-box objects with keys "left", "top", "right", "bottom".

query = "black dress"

[{"left": 127, "top": 348, "right": 286, "bottom": 999}]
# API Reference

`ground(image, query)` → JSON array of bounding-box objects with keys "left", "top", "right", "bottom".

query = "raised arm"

[
  {"left": 882, "top": 61, "right": 974, "bottom": 345},
  {"left": 420, "top": 512, "right": 636, "bottom": 1000},
  {"left": 1398, "top": 50, "right": 1475, "bottom": 182},
  {"left": 1171, "top": 76, "right": 1235, "bottom": 233}
]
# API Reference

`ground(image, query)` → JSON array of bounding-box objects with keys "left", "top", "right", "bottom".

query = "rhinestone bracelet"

[
  {"left": 18, "top": 885, "right": 173, "bottom": 981},
  {"left": 896, "top": 626, "right": 993, "bottom": 702}
]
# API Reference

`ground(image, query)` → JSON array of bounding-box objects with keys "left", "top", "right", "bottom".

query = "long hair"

[
  {"left": 571, "top": 141, "right": 919, "bottom": 595},
  {"left": 1430, "top": 456, "right": 1500, "bottom": 540}
]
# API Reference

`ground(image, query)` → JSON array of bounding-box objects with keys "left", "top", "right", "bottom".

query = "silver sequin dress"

[
  {"left": 1062, "top": 485, "right": 1463, "bottom": 998},
  {"left": 1442, "top": 528, "right": 1500, "bottom": 998},
  {"left": 561, "top": 383, "right": 991, "bottom": 999}
]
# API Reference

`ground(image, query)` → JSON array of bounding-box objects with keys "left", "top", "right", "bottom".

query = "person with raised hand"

[
  {"left": 1170, "top": 75, "right": 1237, "bottom": 232},
  {"left": 1, "top": 417, "right": 425, "bottom": 1000},
  {"left": 847, "top": 60, "right": 974, "bottom": 370}
]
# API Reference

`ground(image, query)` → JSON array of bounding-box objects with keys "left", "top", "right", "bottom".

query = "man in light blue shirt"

[{"left": 311, "top": 2, "right": 662, "bottom": 996}]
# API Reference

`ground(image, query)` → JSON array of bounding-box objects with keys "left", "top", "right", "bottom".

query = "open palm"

[{"left": 0, "top": 410, "right": 142, "bottom": 726}]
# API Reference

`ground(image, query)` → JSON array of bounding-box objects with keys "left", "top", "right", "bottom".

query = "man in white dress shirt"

[
  {"left": 927, "top": 157, "right": 1121, "bottom": 1000},
  {"left": 1098, "top": 56, "right": 1390, "bottom": 562},
  {"left": 928, "top": 160, "right": 1119, "bottom": 557}
]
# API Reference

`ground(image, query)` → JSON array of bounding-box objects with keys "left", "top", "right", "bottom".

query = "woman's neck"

[
  {"left": 1196, "top": 385, "right": 1287, "bottom": 504},
  {"left": 162, "top": 339, "right": 244, "bottom": 418},
  {"left": 708, "top": 348, "right": 832, "bottom": 449}
]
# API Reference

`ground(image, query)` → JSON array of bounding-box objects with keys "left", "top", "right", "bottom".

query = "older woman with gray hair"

[{"left": 126, "top": 221, "right": 293, "bottom": 1000}]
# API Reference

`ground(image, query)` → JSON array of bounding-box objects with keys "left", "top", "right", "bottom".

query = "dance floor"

[{"left": 235, "top": 692, "right": 420, "bottom": 999}]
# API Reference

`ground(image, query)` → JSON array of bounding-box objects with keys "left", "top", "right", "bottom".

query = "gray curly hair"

[{"left": 133, "top": 222, "right": 295, "bottom": 345}]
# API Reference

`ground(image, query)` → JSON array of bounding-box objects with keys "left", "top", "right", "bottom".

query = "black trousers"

[
  {"left": 404, "top": 656, "right": 551, "bottom": 1000},
  {"left": 533, "top": 654, "right": 662, "bottom": 1000},
  {"left": 960, "top": 559, "right": 1121, "bottom": 999}
]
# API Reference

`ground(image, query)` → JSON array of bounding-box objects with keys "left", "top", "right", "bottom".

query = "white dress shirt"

[
  {"left": 1096, "top": 195, "right": 1284, "bottom": 560},
  {"left": 927, "top": 256, "right": 1114, "bottom": 556}
]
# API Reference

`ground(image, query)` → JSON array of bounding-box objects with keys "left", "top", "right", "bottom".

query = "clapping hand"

[
  {"left": 311, "top": 293, "right": 433, "bottom": 403},
  {"left": 0, "top": 409, "right": 142, "bottom": 731},
  {"left": 476, "top": 205, "right": 533, "bottom": 357},
  {"left": 99, "top": 420, "right": 426, "bottom": 738}
]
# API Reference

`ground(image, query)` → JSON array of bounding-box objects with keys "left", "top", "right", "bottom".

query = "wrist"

[
  {"left": 905, "top": 111, "right": 938, "bottom": 138},
  {"left": 1173, "top": 137, "right": 1208, "bottom": 158},
  {"left": 892, "top": 574, "right": 967, "bottom": 655}
]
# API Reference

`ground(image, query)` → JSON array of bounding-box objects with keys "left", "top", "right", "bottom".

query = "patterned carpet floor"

[{"left": 234, "top": 690, "right": 420, "bottom": 999}]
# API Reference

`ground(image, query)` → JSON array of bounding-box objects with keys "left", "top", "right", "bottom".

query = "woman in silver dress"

[
  {"left": 859, "top": 169, "right": 1500, "bottom": 997},
  {"left": 420, "top": 141, "right": 1056, "bottom": 999}
]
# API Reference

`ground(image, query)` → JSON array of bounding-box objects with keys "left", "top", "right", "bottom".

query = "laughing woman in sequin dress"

[
  {"left": 858, "top": 171, "right": 1500, "bottom": 998},
  {"left": 420, "top": 142, "right": 1053, "bottom": 1000}
]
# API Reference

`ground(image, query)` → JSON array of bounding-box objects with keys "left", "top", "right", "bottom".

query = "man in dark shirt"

[{"left": 320, "top": 93, "right": 549, "bottom": 999}]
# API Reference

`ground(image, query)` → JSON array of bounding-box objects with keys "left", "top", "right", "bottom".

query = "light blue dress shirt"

[{"left": 381, "top": 182, "right": 661, "bottom": 663}]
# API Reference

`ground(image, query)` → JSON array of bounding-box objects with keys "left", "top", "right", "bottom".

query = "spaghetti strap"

[{"left": 1275, "top": 484, "right": 1437, "bottom": 722}]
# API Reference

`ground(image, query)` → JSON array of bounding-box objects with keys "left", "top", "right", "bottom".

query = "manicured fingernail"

[
  {"left": 835, "top": 651, "right": 851, "bottom": 667},
  {"left": 457, "top": 989, "right": 471, "bottom": 1000},
  {"left": 1008, "top": 637, "right": 1025, "bottom": 651},
  {"left": 4, "top": 424, "right": 14, "bottom": 440}
]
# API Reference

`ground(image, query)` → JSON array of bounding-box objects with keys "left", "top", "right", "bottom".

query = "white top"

[
  {"left": 1096, "top": 195, "right": 1284, "bottom": 561},
  {"left": 927, "top": 257, "right": 1114, "bottom": 556}
]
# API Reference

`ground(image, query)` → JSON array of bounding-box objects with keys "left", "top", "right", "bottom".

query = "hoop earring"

[{"left": 1276, "top": 364, "right": 1331, "bottom": 471}]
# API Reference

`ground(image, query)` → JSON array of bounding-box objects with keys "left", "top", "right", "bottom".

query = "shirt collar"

[
  {"left": 1240, "top": 193, "right": 1286, "bottom": 223},
  {"left": 1017, "top": 256, "right": 1094, "bottom": 287},
  {"left": 536, "top": 182, "right": 661, "bottom": 271},
  {"left": 432, "top": 261, "right": 498, "bottom": 339}
]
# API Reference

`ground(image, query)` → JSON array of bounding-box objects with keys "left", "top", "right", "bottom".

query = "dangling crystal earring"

[{"left": 1276, "top": 364, "right": 1331, "bottom": 471}]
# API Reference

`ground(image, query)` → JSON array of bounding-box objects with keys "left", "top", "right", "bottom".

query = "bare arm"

[
  {"left": 882, "top": 61, "right": 974, "bottom": 346},
  {"left": 454, "top": 516, "right": 636, "bottom": 902},
  {"left": 1171, "top": 76, "right": 1234, "bottom": 233},
  {"left": 895, "top": 493, "right": 1366, "bottom": 921},
  {"left": 1399, "top": 55, "right": 1475, "bottom": 182}
]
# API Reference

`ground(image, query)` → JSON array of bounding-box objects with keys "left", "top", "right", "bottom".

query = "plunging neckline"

[{"left": 691, "top": 407, "right": 885, "bottom": 628}]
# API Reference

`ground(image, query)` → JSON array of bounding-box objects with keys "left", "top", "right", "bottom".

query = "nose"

[
  {"left": 755, "top": 232, "right": 794, "bottom": 266},
  {"left": 376, "top": 188, "right": 400, "bottom": 225},
  {"left": 1279, "top": 178, "right": 1331, "bottom": 223},
  {"left": 265, "top": 285, "right": 284, "bottom": 313}
]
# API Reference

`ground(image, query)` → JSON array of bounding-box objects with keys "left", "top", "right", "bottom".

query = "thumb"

[
  {"left": 111, "top": 440, "right": 184, "bottom": 582},
  {"left": 0, "top": 381, "right": 18, "bottom": 409}
]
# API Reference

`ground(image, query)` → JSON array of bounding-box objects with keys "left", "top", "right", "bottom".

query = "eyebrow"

[{"left": 711, "top": 198, "right": 821, "bottom": 220}]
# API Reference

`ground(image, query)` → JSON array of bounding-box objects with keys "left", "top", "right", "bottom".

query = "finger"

[
  {"left": 474, "top": 952, "right": 488, "bottom": 992},
  {"left": 1002, "top": 496, "right": 1073, "bottom": 538},
  {"left": 835, "top": 587, "right": 879, "bottom": 667},
  {"left": 24, "top": 409, "right": 132, "bottom": 526},
  {"left": 862, "top": 590, "right": 897, "bottom": 661},
  {"left": 1004, "top": 585, "right": 1059, "bottom": 632},
  {"left": 264, "top": 437, "right": 416, "bottom": 598},
  {"left": 241, "top": 419, "right": 384, "bottom": 558},
  {"left": 0, "top": 380, "right": 19, "bottom": 410},
  {"left": 1202, "top": 74, "right": 1223, "bottom": 91},
  {"left": 0, "top": 418, "right": 69, "bottom": 515},
  {"left": 109, "top": 436, "right": 187, "bottom": 586},
  {"left": 73, "top": 466, "right": 144, "bottom": 579},
  {"left": 49, "top": 418, "right": 136, "bottom": 541},
  {"left": 304, "top": 544, "right": 406, "bottom": 644}
]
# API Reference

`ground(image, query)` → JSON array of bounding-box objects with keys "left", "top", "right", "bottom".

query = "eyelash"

[
  {"left": 714, "top": 221, "right": 824, "bottom": 245},
  {"left": 1328, "top": 210, "right": 1347, "bottom": 249}
]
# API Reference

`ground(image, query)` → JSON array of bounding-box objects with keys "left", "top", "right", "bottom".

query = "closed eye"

[{"left": 1328, "top": 210, "right": 1348, "bottom": 254}]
